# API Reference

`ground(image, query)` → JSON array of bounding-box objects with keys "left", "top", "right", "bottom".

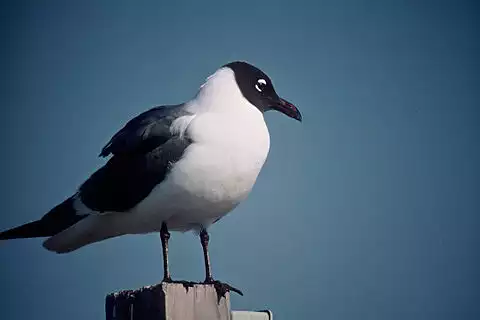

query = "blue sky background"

[{"left": 0, "top": 1, "right": 479, "bottom": 319}]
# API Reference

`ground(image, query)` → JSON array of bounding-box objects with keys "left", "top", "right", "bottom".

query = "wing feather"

[
  {"left": 79, "top": 104, "right": 193, "bottom": 212},
  {"left": 100, "top": 104, "right": 190, "bottom": 157}
]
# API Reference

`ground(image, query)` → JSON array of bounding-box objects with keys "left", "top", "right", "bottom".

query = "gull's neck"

[{"left": 185, "top": 68, "right": 263, "bottom": 119}]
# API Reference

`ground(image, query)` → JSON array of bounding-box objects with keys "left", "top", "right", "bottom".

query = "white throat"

[{"left": 186, "top": 67, "right": 262, "bottom": 118}]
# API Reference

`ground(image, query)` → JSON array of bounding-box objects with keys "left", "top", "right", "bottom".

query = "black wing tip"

[
  {"left": 0, "top": 197, "right": 88, "bottom": 240},
  {"left": 0, "top": 219, "right": 53, "bottom": 240}
]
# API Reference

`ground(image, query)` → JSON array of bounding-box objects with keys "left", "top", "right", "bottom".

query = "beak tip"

[
  {"left": 296, "top": 112, "right": 303, "bottom": 122},
  {"left": 274, "top": 97, "right": 302, "bottom": 122}
]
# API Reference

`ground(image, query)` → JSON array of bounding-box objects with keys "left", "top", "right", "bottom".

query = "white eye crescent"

[{"left": 255, "top": 78, "right": 267, "bottom": 92}]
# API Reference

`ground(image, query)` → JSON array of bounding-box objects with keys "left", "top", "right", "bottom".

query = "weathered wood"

[{"left": 106, "top": 282, "right": 231, "bottom": 320}]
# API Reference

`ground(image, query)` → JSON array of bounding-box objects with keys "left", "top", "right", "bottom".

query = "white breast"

[{"left": 180, "top": 107, "right": 270, "bottom": 198}]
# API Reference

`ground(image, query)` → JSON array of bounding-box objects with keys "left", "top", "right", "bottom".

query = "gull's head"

[
  {"left": 225, "top": 61, "right": 302, "bottom": 122},
  {"left": 197, "top": 61, "right": 302, "bottom": 122}
]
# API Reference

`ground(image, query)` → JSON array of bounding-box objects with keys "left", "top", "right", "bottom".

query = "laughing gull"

[{"left": 0, "top": 61, "right": 301, "bottom": 288}]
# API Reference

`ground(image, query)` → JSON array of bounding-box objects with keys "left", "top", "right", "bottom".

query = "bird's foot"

[
  {"left": 203, "top": 278, "right": 243, "bottom": 302},
  {"left": 161, "top": 278, "right": 198, "bottom": 292},
  {"left": 160, "top": 277, "right": 243, "bottom": 301}
]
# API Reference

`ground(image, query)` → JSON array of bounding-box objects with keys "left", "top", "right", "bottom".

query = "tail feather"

[{"left": 0, "top": 197, "right": 87, "bottom": 240}]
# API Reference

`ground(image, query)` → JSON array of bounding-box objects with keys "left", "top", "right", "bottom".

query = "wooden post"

[{"left": 106, "top": 282, "right": 232, "bottom": 320}]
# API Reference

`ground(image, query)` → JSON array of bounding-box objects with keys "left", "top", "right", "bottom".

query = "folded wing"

[{"left": 80, "top": 105, "right": 193, "bottom": 213}]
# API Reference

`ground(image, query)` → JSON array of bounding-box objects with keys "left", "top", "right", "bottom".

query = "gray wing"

[
  {"left": 79, "top": 104, "right": 193, "bottom": 213},
  {"left": 100, "top": 104, "right": 189, "bottom": 157}
]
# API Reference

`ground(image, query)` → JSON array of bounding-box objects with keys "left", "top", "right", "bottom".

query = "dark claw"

[
  {"left": 203, "top": 279, "right": 243, "bottom": 302},
  {"left": 161, "top": 279, "right": 197, "bottom": 292},
  {"left": 161, "top": 278, "right": 243, "bottom": 302}
]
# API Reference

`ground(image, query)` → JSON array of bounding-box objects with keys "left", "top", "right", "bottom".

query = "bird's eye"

[{"left": 255, "top": 79, "right": 267, "bottom": 92}]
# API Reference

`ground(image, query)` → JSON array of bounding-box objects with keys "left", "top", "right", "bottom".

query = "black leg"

[
  {"left": 199, "top": 228, "right": 243, "bottom": 299},
  {"left": 200, "top": 229, "right": 213, "bottom": 283},
  {"left": 160, "top": 222, "right": 172, "bottom": 282}
]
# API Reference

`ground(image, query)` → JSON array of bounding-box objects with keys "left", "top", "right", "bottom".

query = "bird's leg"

[
  {"left": 199, "top": 228, "right": 243, "bottom": 299},
  {"left": 160, "top": 222, "right": 172, "bottom": 282},
  {"left": 200, "top": 228, "right": 214, "bottom": 283}
]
